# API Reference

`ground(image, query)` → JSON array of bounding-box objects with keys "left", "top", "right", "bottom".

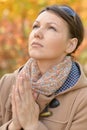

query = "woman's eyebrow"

[
  {"left": 34, "top": 20, "right": 58, "bottom": 25},
  {"left": 46, "top": 22, "right": 58, "bottom": 25},
  {"left": 34, "top": 20, "right": 40, "bottom": 23}
]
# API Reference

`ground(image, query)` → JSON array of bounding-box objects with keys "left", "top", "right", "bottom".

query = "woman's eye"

[
  {"left": 49, "top": 26, "right": 57, "bottom": 31},
  {"left": 32, "top": 25, "right": 39, "bottom": 29}
]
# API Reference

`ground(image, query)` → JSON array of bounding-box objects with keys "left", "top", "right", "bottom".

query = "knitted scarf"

[{"left": 19, "top": 56, "right": 72, "bottom": 96}]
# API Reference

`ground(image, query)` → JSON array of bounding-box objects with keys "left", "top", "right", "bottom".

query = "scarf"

[{"left": 19, "top": 56, "right": 72, "bottom": 96}]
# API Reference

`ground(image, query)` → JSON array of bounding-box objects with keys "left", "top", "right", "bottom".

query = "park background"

[{"left": 0, "top": 0, "right": 87, "bottom": 78}]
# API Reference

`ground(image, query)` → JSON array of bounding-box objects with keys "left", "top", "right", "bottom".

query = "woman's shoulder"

[{"left": 0, "top": 66, "right": 24, "bottom": 95}]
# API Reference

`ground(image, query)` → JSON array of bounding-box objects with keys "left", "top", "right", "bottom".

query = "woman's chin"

[{"left": 29, "top": 53, "right": 43, "bottom": 60}]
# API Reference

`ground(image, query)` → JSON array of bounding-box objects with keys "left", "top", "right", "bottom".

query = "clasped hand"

[{"left": 11, "top": 72, "right": 39, "bottom": 130}]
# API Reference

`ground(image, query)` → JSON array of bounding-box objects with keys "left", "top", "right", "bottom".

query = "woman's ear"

[{"left": 66, "top": 38, "right": 78, "bottom": 54}]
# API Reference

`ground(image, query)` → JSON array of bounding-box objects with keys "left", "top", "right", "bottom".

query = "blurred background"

[{"left": 0, "top": 0, "right": 87, "bottom": 78}]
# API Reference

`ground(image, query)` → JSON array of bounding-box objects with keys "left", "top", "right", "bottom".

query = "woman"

[{"left": 0, "top": 4, "right": 87, "bottom": 130}]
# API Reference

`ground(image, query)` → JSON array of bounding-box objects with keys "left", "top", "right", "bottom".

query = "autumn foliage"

[{"left": 0, "top": 0, "right": 87, "bottom": 77}]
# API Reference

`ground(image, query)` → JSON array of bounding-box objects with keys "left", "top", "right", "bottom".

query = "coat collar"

[{"left": 36, "top": 62, "right": 87, "bottom": 113}]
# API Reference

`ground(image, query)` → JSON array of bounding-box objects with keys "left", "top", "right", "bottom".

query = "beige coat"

[{"left": 0, "top": 63, "right": 87, "bottom": 130}]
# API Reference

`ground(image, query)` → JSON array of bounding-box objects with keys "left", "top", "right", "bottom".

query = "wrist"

[
  {"left": 24, "top": 123, "right": 38, "bottom": 130},
  {"left": 8, "top": 121, "right": 21, "bottom": 130}
]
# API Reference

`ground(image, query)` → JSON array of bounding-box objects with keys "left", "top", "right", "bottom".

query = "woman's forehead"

[{"left": 35, "top": 11, "right": 65, "bottom": 24}]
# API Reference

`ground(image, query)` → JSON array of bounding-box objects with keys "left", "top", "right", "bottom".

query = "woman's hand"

[
  {"left": 12, "top": 72, "right": 39, "bottom": 130},
  {"left": 10, "top": 85, "right": 21, "bottom": 130}
]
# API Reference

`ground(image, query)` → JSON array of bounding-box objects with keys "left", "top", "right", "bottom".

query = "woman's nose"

[{"left": 34, "top": 29, "right": 43, "bottom": 39}]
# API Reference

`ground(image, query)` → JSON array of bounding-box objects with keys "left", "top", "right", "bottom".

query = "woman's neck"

[{"left": 37, "top": 57, "right": 66, "bottom": 74}]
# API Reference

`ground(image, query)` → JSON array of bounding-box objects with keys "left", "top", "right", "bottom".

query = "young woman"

[{"left": 0, "top": 4, "right": 87, "bottom": 130}]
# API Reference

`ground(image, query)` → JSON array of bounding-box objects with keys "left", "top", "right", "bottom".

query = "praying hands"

[{"left": 9, "top": 72, "right": 39, "bottom": 130}]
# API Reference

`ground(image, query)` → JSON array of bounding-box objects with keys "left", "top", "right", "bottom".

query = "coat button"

[
  {"left": 40, "top": 111, "right": 52, "bottom": 117},
  {"left": 49, "top": 98, "right": 60, "bottom": 108}
]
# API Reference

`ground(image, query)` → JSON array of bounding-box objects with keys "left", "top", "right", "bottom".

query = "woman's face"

[{"left": 29, "top": 11, "right": 71, "bottom": 61}]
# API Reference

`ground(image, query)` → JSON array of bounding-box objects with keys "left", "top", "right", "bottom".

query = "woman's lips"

[{"left": 31, "top": 42, "right": 43, "bottom": 47}]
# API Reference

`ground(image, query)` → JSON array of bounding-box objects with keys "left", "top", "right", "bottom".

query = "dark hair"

[{"left": 39, "top": 5, "right": 84, "bottom": 53}]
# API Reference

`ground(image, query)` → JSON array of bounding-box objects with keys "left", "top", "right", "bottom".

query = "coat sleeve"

[
  {"left": 36, "top": 121, "right": 48, "bottom": 130},
  {"left": 0, "top": 73, "right": 48, "bottom": 130},
  {"left": 0, "top": 120, "right": 12, "bottom": 130},
  {"left": 70, "top": 88, "right": 87, "bottom": 130},
  {"left": 0, "top": 121, "right": 48, "bottom": 130},
  {"left": 0, "top": 74, "right": 13, "bottom": 130}
]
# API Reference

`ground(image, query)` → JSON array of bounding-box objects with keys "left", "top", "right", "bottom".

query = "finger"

[
  {"left": 12, "top": 85, "right": 16, "bottom": 113},
  {"left": 22, "top": 75, "right": 32, "bottom": 104},
  {"left": 18, "top": 76, "right": 24, "bottom": 95},
  {"left": 32, "top": 91, "right": 38, "bottom": 100},
  {"left": 17, "top": 74, "right": 31, "bottom": 105},
  {"left": 14, "top": 85, "right": 21, "bottom": 110},
  {"left": 16, "top": 74, "right": 25, "bottom": 102},
  {"left": 21, "top": 72, "right": 32, "bottom": 96},
  {"left": 12, "top": 85, "right": 18, "bottom": 121},
  {"left": 18, "top": 72, "right": 34, "bottom": 105}
]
